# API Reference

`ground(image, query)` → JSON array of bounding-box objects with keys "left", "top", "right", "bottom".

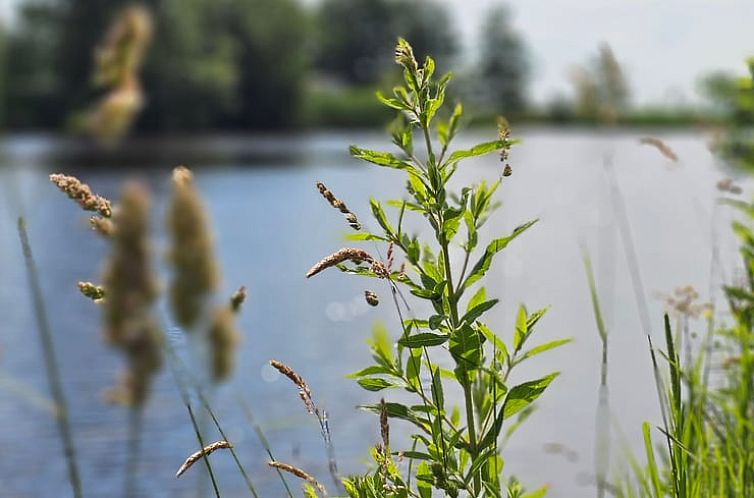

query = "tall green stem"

[{"left": 423, "top": 117, "right": 480, "bottom": 494}]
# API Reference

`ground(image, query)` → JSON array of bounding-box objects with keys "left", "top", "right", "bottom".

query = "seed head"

[
  {"left": 306, "top": 248, "right": 375, "bottom": 278},
  {"left": 101, "top": 182, "right": 162, "bottom": 406},
  {"left": 316, "top": 181, "right": 361, "bottom": 230},
  {"left": 365, "top": 290, "right": 379, "bottom": 307},
  {"left": 78, "top": 281, "right": 106, "bottom": 302},
  {"left": 268, "top": 461, "right": 327, "bottom": 496},
  {"left": 639, "top": 137, "right": 679, "bottom": 163},
  {"left": 50, "top": 173, "right": 113, "bottom": 218},
  {"left": 176, "top": 440, "right": 233, "bottom": 478},
  {"left": 90, "top": 216, "right": 115, "bottom": 236},
  {"left": 270, "top": 360, "right": 316, "bottom": 414},
  {"left": 230, "top": 286, "right": 247, "bottom": 312},
  {"left": 167, "top": 166, "right": 219, "bottom": 328},
  {"left": 208, "top": 305, "right": 240, "bottom": 382}
]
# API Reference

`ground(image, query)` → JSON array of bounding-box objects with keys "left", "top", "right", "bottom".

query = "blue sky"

[{"left": 4, "top": 0, "right": 754, "bottom": 106}]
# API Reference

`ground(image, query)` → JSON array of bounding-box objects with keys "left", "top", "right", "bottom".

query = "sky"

[{"left": 3, "top": 0, "right": 754, "bottom": 106}]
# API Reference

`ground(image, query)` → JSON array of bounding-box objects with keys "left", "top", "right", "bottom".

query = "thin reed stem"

[
  {"left": 123, "top": 407, "right": 144, "bottom": 498},
  {"left": 164, "top": 339, "right": 260, "bottom": 498},
  {"left": 237, "top": 392, "right": 295, "bottom": 498},
  {"left": 17, "top": 217, "right": 83, "bottom": 498}
]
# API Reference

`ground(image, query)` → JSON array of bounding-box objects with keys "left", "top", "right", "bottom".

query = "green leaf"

[
  {"left": 449, "top": 323, "right": 483, "bottom": 381},
  {"left": 478, "top": 322, "right": 509, "bottom": 363},
  {"left": 466, "top": 286, "right": 487, "bottom": 313},
  {"left": 370, "top": 199, "right": 394, "bottom": 236},
  {"left": 357, "top": 377, "right": 400, "bottom": 392},
  {"left": 343, "top": 232, "right": 389, "bottom": 242},
  {"left": 347, "top": 365, "right": 393, "bottom": 379},
  {"left": 480, "top": 373, "right": 559, "bottom": 448},
  {"left": 462, "top": 298, "right": 499, "bottom": 325},
  {"left": 350, "top": 146, "right": 413, "bottom": 170},
  {"left": 430, "top": 367, "right": 444, "bottom": 408},
  {"left": 462, "top": 219, "right": 538, "bottom": 291},
  {"left": 376, "top": 91, "right": 407, "bottom": 111},
  {"left": 398, "top": 333, "right": 450, "bottom": 348},
  {"left": 448, "top": 139, "right": 518, "bottom": 163},
  {"left": 503, "top": 373, "right": 559, "bottom": 419},
  {"left": 519, "top": 338, "right": 572, "bottom": 361}
]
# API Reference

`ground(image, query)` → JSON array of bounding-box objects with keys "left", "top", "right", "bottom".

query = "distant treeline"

[{"left": 0, "top": 0, "right": 745, "bottom": 132}]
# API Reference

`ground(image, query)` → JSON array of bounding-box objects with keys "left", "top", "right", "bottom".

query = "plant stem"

[
  {"left": 123, "top": 406, "right": 144, "bottom": 498},
  {"left": 17, "top": 217, "right": 83, "bottom": 498}
]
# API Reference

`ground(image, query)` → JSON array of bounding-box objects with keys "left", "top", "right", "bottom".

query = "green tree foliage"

[
  {"left": 4, "top": 1, "right": 63, "bottom": 127},
  {"left": 139, "top": 0, "right": 239, "bottom": 130},
  {"left": 476, "top": 4, "right": 529, "bottom": 116},
  {"left": 316, "top": 0, "right": 457, "bottom": 85},
  {"left": 5, "top": 0, "right": 310, "bottom": 131}
]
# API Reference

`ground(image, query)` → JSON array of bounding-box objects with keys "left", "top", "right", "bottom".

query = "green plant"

[
  {"left": 616, "top": 195, "right": 754, "bottom": 498},
  {"left": 306, "top": 38, "right": 568, "bottom": 498}
]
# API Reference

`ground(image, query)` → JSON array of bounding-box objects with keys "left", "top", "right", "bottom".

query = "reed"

[{"left": 17, "top": 217, "right": 83, "bottom": 498}]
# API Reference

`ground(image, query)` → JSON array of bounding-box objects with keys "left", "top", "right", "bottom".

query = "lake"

[{"left": 0, "top": 128, "right": 746, "bottom": 497}]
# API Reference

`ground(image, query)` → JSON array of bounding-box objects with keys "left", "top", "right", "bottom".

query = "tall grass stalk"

[
  {"left": 162, "top": 333, "right": 260, "bottom": 498},
  {"left": 583, "top": 252, "right": 610, "bottom": 498},
  {"left": 17, "top": 217, "right": 83, "bottom": 498}
]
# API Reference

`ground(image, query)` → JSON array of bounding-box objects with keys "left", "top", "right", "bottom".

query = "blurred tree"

[
  {"left": 316, "top": 0, "right": 456, "bottom": 85},
  {"left": 222, "top": 0, "right": 310, "bottom": 129},
  {"left": 139, "top": 0, "right": 239, "bottom": 129},
  {"left": 477, "top": 4, "right": 529, "bottom": 116},
  {"left": 570, "top": 44, "right": 630, "bottom": 123},
  {"left": 4, "top": 0, "right": 63, "bottom": 127}
]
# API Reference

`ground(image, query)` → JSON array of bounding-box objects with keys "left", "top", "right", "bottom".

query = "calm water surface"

[{"left": 0, "top": 129, "right": 746, "bottom": 497}]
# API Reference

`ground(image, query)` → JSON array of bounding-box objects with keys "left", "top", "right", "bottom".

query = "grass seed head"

[
  {"left": 208, "top": 305, "right": 240, "bottom": 382},
  {"left": 50, "top": 173, "right": 113, "bottom": 218},
  {"left": 270, "top": 360, "right": 316, "bottom": 414},
  {"left": 167, "top": 165, "right": 219, "bottom": 328},
  {"left": 176, "top": 440, "right": 233, "bottom": 478},
  {"left": 306, "top": 248, "right": 375, "bottom": 278}
]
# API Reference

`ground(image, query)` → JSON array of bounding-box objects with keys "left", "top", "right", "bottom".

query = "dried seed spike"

[
  {"left": 176, "top": 440, "right": 233, "bottom": 478},
  {"left": 208, "top": 305, "right": 240, "bottom": 382},
  {"left": 379, "top": 398, "right": 390, "bottom": 449},
  {"left": 365, "top": 290, "right": 379, "bottom": 307},
  {"left": 230, "top": 286, "right": 247, "bottom": 312},
  {"left": 270, "top": 360, "right": 316, "bottom": 414},
  {"left": 268, "top": 461, "right": 327, "bottom": 496},
  {"left": 386, "top": 242, "right": 394, "bottom": 271},
  {"left": 316, "top": 181, "right": 361, "bottom": 231},
  {"left": 306, "top": 248, "right": 375, "bottom": 278},
  {"left": 50, "top": 173, "right": 113, "bottom": 218},
  {"left": 639, "top": 137, "right": 679, "bottom": 162}
]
